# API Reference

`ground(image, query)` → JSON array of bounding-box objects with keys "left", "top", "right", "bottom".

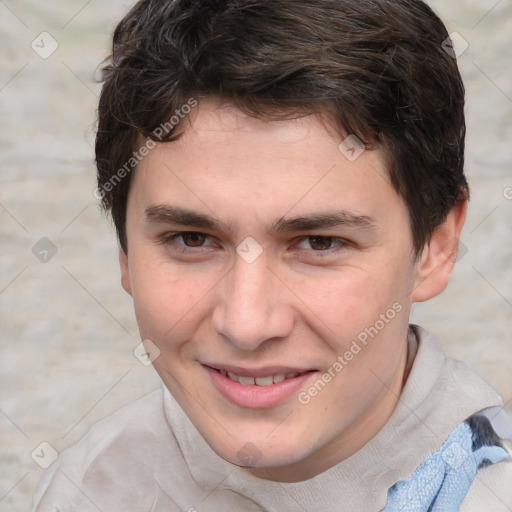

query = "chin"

[{"left": 211, "top": 433, "right": 309, "bottom": 470}]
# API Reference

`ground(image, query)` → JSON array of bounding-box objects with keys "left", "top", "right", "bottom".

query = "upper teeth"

[{"left": 221, "top": 369, "right": 300, "bottom": 386}]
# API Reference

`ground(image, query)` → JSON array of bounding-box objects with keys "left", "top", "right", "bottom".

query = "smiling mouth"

[
  {"left": 204, "top": 364, "right": 318, "bottom": 408},
  {"left": 208, "top": 367, "right": 315, "bottom": 386}
]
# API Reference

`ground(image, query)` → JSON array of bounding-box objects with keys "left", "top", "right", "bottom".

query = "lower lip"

[{"left": 204, "top": 365, "right": 316, "bottom": 409}]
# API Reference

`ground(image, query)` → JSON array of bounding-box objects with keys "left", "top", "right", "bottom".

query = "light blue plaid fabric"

[{"left": 382, "top": 416, "right": 508, "bottom": 512}]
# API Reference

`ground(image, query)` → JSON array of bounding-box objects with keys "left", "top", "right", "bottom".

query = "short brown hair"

[{"left": 95, "top": 0, "right": 468, "bottom": 254}]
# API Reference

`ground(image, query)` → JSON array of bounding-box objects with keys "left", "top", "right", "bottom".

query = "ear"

[
  {"left": 411, "top": 200, "right": 468, "bottom": 303},
  {"left": 119, "top": 248, "right": 132, "bottom": 296}
]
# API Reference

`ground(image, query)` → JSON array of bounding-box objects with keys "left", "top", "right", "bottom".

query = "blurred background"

[{"left": 1, "top": 0, "right": 511, "bottom": 509}]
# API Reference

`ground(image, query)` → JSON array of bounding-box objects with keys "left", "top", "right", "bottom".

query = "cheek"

[
  {"left": 297, "top": 268, "right": 398, "bottom": 333},
  {"left": 292, "top": 259, "right": 412, "bottom": 378},
  {"left": 128, "top": 256, "right": 216, "bottom": 343}
]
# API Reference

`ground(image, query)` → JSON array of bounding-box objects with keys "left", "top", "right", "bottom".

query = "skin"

[{"left": 120, "top": 99, "right": 467, "bottom": 482}]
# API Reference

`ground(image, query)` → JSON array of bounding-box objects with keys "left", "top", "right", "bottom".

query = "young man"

[{"left": 32, "top": 0, "right": 512, "bottom": 510}]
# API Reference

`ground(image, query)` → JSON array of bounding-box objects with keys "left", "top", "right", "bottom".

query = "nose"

[{"left": 211, "top": 255, "right": 294, "bottom": 351}]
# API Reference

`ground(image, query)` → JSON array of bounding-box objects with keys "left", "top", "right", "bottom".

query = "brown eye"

[
  {"left": 180, "top": 232, "right": 207, "bottom": 247},
  {"left": 308, "top": 236, "right": 334, "bottom": 251}
]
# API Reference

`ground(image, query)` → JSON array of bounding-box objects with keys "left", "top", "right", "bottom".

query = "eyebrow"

[
  {"left": 144, "top": 205, "right": 376, "bottom": 233},
  {"left": 145, "top": 205, "right": 235, "bottom": 232},
  {"left": 270, "top": 211, "right": 376, "bottom": 232}
]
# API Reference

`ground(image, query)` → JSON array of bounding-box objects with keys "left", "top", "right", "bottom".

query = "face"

[{"left": 120, "top": 100, "right": 451, "bottom": 481}]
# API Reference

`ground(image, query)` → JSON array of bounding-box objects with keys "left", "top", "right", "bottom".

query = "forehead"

[
  {"left": 128, "top": 100, "right": 403, "bottom": 233},
  {"left": 173, "top": 100, "right": 346, "bottom": 158}
]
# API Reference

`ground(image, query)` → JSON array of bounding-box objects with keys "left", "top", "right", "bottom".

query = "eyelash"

[
  {"left": 159, "top": 232, "right": 350, "bottom": 256},
  {"left": 158, "top": 232, "right": 215, "bottom": 255}
]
